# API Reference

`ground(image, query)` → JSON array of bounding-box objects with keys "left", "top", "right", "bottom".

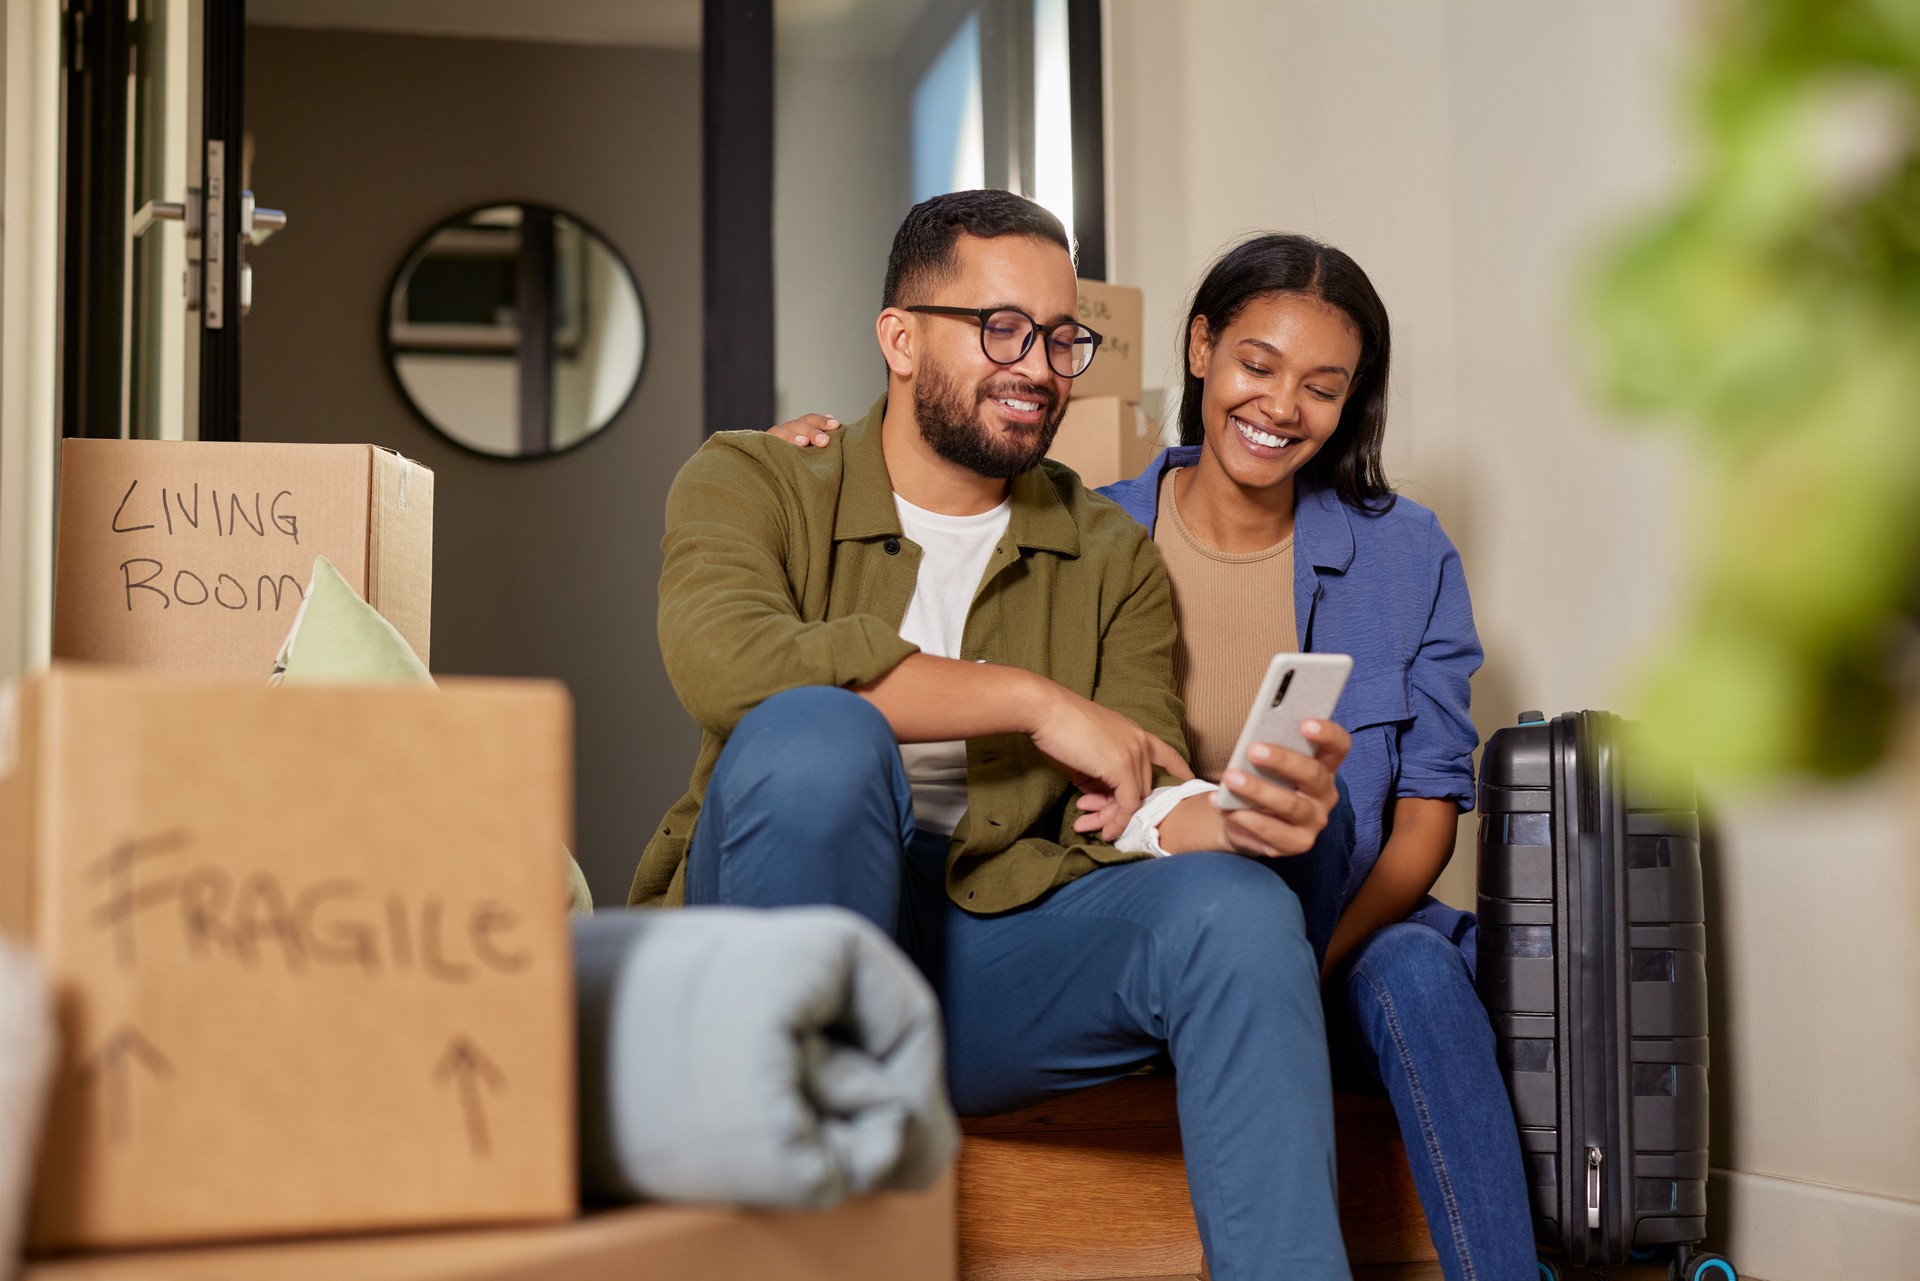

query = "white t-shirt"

[{"left": 892, "top": 492, "right": 1012, "bottom": 834}]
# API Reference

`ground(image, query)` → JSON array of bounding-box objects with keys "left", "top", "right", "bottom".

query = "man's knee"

[
  {"left": 1148, "top": 854, "right": 1314, "bottom": 977},
  {"left": 715, "top": 686, "right": 899, "bottom": 807}
]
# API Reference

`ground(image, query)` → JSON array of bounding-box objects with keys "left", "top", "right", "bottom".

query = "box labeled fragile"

[
  {"left": 1048, "top": 396, "right": 1163, "bottom": 491},
  {"left": 0, "top": 667, "right": 575, "bottom": 1250},
  {"left": 1071, "top": 279, "right": 1144, "bottom": 402},
  {"left": 54, "top": 440, "right": 433, "bottom": 680}
]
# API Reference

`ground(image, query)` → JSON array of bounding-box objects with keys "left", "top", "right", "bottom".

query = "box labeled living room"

[{"left": 53, "top": 440, "right": 433, "bottom": 680}]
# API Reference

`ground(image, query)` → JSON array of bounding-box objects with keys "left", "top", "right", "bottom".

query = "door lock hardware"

[
  {"left": 131, "top": 195, "right": 198, "bottom": 239},
  {"left": 131, "top": 191, "right": 205, "bottom": 310},
  {"left": 235, "top": 190, "right": 287, "bottom": 317},
  {"left": 240, "top": 191, "right": 287, "bottom": 246}
]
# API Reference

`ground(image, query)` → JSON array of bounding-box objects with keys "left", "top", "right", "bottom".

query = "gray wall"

[
  {"left": 244, "top": 27, "right": 702, "bottom": 904},
  {"left": 771, "top": 49, "right": 900, "bottom": 425}
]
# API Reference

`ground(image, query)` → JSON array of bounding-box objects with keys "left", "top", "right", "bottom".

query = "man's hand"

[
  {"left": 1029, "top": 684, "right": 1194, "bottom": 843},
  {"left": 1155, "top": 719, "right": 1352, "bottom": 857},
  {"left": 854, "top": 657, "right": 1190, "bottom": 843},
  {"left": 770, "top": 414, "right": 841, "bottom": 447}
]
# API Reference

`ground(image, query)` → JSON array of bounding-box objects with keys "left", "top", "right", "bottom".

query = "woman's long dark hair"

[{"left": 1177, "top": 234, "right": 1394, "bottom": 512}]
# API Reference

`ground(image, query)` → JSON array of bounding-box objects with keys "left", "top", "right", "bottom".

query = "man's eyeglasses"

[{"left": 905, "top": 306, "right": 1104, "bottom": 379}]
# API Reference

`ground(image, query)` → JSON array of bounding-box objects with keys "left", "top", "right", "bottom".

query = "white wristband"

[{"left": 1115, "top": 779, "right": 1220, "bottom": 857}]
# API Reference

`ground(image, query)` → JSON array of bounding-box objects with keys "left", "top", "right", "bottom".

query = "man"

[{"left": 630, "top": 190, "right": 1356, "bottom": 1280}]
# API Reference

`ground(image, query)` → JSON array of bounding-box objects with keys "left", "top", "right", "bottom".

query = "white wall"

[
  {"left": 0, "top": 0, "right": 61, "bottom": 683},
  {"left": 1107, "top": 3, "right": 1919, "bottom": 1277}
]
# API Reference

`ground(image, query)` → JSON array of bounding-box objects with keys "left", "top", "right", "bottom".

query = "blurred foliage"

[{"left": 1588, "top": 0, "right": 1920, "bottom": 779}]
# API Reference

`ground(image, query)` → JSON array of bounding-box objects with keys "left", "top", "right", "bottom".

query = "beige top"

[{"left": 1152, "top": 468, "right": 1298, "bottom": 782}]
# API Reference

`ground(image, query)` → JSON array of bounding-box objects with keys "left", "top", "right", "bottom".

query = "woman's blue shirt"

[{"left": 1098, "top": 446, "right": 1482, "bottom": 953}]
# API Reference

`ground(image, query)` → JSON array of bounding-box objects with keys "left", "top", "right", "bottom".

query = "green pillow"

[
  {"left": 273, "top": 556, "right": 595, "bottom": 916},
  {"left": 273, "top": 556, "right": 432, "bottom": 685}
]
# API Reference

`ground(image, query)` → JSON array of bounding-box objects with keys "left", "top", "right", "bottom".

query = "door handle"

[
  {"left": 241, "top": 191, "right": 287, "bottom": 246},
  {"left": 131, "top": 195, "right": 196, "bottom": 239},
  {"left": 237, "top": 192, "right": 287, "bottom": 316},
  {"left": 130, "top": 193, "right": 204, "bottom": 310}
]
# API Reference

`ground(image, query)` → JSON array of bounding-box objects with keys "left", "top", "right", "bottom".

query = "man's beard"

[{"left": 913, "top": 362, "right": 1066, "bottom": 480}]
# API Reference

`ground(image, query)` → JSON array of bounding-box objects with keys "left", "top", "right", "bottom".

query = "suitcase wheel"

[
  {"left": 1670, "top": 1250, "right": 1738, "bottom": 1281},
  {"left": 1536, "top": 1258, "right": 1563, "bottom": 1281}
]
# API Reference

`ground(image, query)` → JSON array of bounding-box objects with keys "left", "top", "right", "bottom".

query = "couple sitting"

[{"left": 627, "top": 189, "right": 1528, "bottom": 1281}]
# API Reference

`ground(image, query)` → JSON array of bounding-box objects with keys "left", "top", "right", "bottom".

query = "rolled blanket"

[
  {"left": 575, "top": 907, "right": 958, "bottom": 1210},
  {"left": 0, "top": 943, "right": 56, "bottom": 1280}
]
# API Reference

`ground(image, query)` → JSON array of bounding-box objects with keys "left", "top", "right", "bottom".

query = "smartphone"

[{"left": 1213, "top": 653, "right": 1353, "bottom": 811}]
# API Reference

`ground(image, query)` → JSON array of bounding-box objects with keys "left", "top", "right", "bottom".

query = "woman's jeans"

[
  {"left": 1326, "top": 922, "right": 1536, "bottom": 1281},
  {"left": 687, "top": 687, "right": 1358, "bottom": 1281}
]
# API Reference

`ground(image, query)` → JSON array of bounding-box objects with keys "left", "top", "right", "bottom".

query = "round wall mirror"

[{"left": 385, "top": 204, "right": 645, "bottom": 458}]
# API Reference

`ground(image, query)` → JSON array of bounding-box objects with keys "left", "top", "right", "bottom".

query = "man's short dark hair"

[{"left": 882, "top": 189, "right": 1073, "bottom": 309}]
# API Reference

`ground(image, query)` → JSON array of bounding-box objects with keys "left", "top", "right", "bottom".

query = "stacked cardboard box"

[
  {"left": 0, "top": 668, "right": 576, "bottom": 1250},
  {"left": 1048, "top": 279, "right": 1163, "bottom": 490},
  {"left": 53, "top": 440, "right": 434, "bottom": 681},
  {"left": 21, "top": 441, "right": 582, "bottom": 1252}
]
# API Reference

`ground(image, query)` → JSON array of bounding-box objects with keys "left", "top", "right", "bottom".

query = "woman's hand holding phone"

[{"left": 1160, "top": 720, "right": 1351, "bottom": 858}]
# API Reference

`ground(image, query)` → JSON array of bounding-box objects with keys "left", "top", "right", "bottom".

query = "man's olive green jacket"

[{"left": 627, "top": 397, "right": 1188, "bottom": 914}]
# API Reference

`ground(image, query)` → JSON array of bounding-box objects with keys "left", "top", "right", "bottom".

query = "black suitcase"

[{"left": 1477, "top": 710, "right": 1738, "bottom": 1281}]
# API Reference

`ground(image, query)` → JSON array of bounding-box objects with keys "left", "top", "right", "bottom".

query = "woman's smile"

[{"left": 1230, "top": 414, "right": 1305, "bottom": 456}]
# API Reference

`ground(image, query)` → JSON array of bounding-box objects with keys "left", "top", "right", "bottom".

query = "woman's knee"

[
  {"left": 1350, "top": 923, "right": 1470, "bottom": 991},
  {"left": 1341, "top": 923, "right": 1483, "bottom": 1042}
]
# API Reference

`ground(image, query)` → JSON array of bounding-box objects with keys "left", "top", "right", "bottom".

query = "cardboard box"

[
  {"left": 0, "top": 668, "right": 575, "bottom": 1250},
  {"left": 54, "top": 441, "right": 433, "bottom": 680},
  {"left": 1071, "top": 279, "right": 1144, "bottom": 402},
  {"left": 1047, "top": 396, "right": 1163, "bottom": 491}
]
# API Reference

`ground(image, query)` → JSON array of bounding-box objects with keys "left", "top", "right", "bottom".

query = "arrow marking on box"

[
  {"left": 78, "top": 1025, "right": 172, "bottom": 1145},
  {"left": 434, "top": 1035, "right": 506, "bottom": 1157}
]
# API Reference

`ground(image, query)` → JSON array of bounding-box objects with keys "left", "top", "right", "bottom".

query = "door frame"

[
  {"left": 2, "top": 0, "right": 66, "bottom": 679},
  {"left": 59, "top": 0, "right": 132, "bottom": 439},
  {"left": 58, "top": 0, "right": 246, "bottom": 443}
]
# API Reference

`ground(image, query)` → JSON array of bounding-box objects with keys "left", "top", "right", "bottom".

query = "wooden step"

[{"left": 957, "top": 1076, "right": 1434, "bottom": 1281}]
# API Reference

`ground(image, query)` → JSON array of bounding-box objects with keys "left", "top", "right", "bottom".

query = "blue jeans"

[
  {"left": 688, "top": 687, "right": 1358, "bottom": 1281},
  {"left": 1326, "top": 922, "right": 1535, "bottom": 1281}
]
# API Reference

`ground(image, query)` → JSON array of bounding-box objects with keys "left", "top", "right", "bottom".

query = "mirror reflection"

[{"left": 386, "top": 203, "right": 644, "bottom": 458}]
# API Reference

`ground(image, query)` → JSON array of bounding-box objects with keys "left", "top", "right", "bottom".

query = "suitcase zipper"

[{"left": 1587, "top": 1146, "right": 1604, "bottom": 1230}]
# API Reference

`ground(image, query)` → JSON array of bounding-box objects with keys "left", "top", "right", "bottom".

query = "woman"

[
  {"left": 1095, "top": 234, "right": 1534, "bottom": 1281},
  {"left": 772, "top": 233, "right": 1531, "bottom": 1280}
]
